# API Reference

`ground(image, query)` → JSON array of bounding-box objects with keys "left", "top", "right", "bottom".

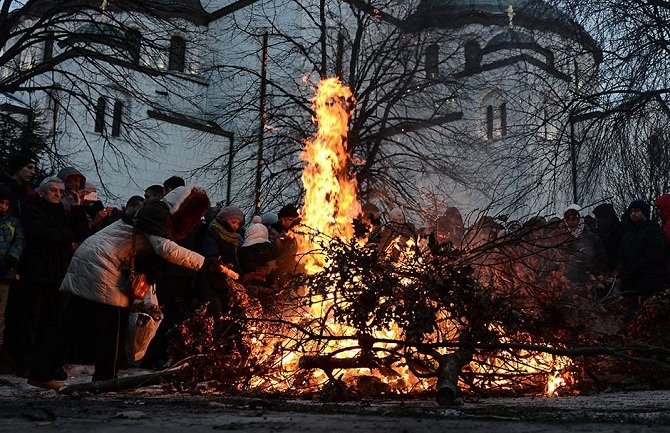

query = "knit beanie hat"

[
  {"left": 627, "top": 199, "right": 651, "bottom": 220},
  {"left": 216, "top": 206, "right": 244, "bottom": 223},
  {"left": 242, "top": 215, "right": 269, "bottom": 247},
  {"left": 7, "top": 152, "right": 37, "bottom": 175},
  {"left": 278, "top": 204, "right": 299, "bottom": 219},
  {"left": 261, "top": 212, "right": 279, "bottom": 226}
]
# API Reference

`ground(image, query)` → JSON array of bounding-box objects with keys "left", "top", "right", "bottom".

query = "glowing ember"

[{"left": 298, "top": 77, "right": 361, "bottom": 274}]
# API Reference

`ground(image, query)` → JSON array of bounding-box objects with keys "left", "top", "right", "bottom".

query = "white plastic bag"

[{"left": 125, "top": 285, "right": 163, "bottom": 362}]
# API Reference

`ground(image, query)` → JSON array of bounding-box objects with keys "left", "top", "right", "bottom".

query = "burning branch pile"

[{"left": 164, "top": 77, "right": 670, "bottom": 402}]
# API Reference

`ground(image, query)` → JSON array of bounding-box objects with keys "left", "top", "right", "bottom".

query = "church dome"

[
  {"left": 136, "top": 0, "right": 208, "bottom": 24},
  {"left": 486, "top": 29, "right": 537, "bottom": 48},
  {"left": 404, "top": 0, "right": 601, "bottom": 62},
  {"left": 26, "top": 0, "right": 208, "bottom": 25},
  {"left": 407, "top": 0, "right": 572, "bottom": 26}
]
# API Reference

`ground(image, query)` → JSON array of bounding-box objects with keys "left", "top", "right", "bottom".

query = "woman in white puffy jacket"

[{"left": 60, "top": 186, "right": 229, "bottom": 382}]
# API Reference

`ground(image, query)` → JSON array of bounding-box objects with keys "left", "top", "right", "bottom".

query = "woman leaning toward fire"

[{"left": 54, "top": 186, "right": 237, "bottom": 387}]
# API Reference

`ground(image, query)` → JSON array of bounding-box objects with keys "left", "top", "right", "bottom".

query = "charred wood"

[
  {"left": 59, "top": 366, "right": 184, "bottom": 395},
  {"left": 436, "top": 348, "right": 473, "bottom": 406}
]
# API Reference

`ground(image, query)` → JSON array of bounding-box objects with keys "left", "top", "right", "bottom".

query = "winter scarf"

[{"left": 209, "top": 219, "right": 240, "bottom": 246}]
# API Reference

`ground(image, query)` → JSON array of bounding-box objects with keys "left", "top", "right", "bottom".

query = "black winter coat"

[
  {"left": 19, "top": 195, "right": 89, "bottom": 285},
  {"left": 238, "top": 242, "right": 277, "bottom": 274},
  {"left": 195, "top": 221, "right": 240, "bottom": 301},
  {"left": 0, "top": 174, "right": 36, "bottom": 218},
  {"left": 617, "top": 220, "right": 668, "bottom": 297}
]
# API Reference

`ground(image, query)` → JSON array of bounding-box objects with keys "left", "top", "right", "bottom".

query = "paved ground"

[{"left": 2, "top": 365, "right": 670, "bottom": 432}]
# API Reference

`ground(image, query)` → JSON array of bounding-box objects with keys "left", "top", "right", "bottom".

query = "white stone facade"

[{"left": 2, "top": 0, "right": 600, "bottom": 220}]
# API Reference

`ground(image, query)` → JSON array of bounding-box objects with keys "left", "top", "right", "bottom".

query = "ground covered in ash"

[{"left": 2, "top": 365, "right": 670, "bottom": 432}]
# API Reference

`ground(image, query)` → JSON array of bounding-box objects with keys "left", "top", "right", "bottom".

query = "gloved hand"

[
  {"left": 216, "top": 263, "right": 239, "bottom": 280},
  {"left": 200, "top": 257, "right": 239, "bottom": 280}
]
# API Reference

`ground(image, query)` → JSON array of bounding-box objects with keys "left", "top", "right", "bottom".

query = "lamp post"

[{"left": 254, "top": 29, "right": 269, "bottom": 215}]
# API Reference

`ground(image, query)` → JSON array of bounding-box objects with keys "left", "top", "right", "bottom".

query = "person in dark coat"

[
  {"left": 0, "top": 152, "right": 38, "bottom": 215},
  {"left": 56, "top": 166, "right": 86, "bottom": 215},
  {"left": 617, "top": 199, "right": 668, "bottom": 309},
  {"left": 17, "top": 176, "right": 89, "bottom": 389},
  {"left": 238, "top": 215, "right": 278, "bottom": 282},
  {"left": 429, "top": 206, "right": 465, "bottom": 256},
  {"left": 60, "top": 186, "right": 225, "bottom": 382},
  {"left": 269, "top": 204, "right": 301, "bottom": 275},
  {"left": 0, "top": 153, "right": 37, "bottom": 373},
  {"left": 197, "top": 206, "right": 244, "bottom": 317},
  {"left": 556, "top": 204, "right": 607, "bottom": 287},
  {"left": 378, "top": 208, "right": 417, "bottom": 258},
  {"left": 593, "top": 202, "right": 625, "bottom": 272},
  {"left": 0, "top": 187, "right": 24, "bottom": 352},
  {"left": 144, "top": 206, "right": 205, "bottom": 370}
]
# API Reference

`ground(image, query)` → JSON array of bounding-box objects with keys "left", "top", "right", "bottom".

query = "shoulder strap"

[{"left": 129, "top": 224, "right": 137, "bottom": 276}]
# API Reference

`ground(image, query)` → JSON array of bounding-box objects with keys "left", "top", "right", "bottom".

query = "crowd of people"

[{"left": 0, "top": 150, "right": 669, "bottom": 391}]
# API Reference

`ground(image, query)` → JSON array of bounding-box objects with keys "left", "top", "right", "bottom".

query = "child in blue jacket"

[{"left": 0, "top": 186, "right": 25, "bottom": 348}]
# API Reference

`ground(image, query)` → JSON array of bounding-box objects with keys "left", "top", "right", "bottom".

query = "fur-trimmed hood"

[
  {"left": 162, "top": 186, "right": 198, "bottom": 213},
  {"left": 136, "top": 185, "right": 210, "bottom": 241}
]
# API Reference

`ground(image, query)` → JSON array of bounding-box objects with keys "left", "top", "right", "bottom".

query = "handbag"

[
  {"left": 124, "top": 226, "right": 152, "bottom": 300},
  {"left": 126, "top": 286, "right": 163, "bottom": 362}
]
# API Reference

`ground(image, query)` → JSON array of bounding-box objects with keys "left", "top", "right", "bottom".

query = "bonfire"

[{"left": 159, "top": 78, "right": 670, "bottom": 403}]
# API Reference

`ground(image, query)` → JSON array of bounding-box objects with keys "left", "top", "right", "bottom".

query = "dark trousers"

[
  {"left": 18, "top": 283, "right": 70, "bottom": 381},
  {"left": 0, "top": 281, "right": 25, "bottom": 363},
  {"left": 143, "top": 276, "right": 193, "bottom": 368},
  {"left": 76, "top": 297, "right": 127, "bottom": 382}
]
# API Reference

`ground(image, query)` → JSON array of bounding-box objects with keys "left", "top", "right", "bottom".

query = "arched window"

[
  {"left": 168, "top": 35, "right": 186, "bottom": 72},
  {"left": 94, "top": 97, "right": 106, "bottom": 133},
  {"left": 425, "top": 43, "right": 439, "bottom": 80},
  {"left": 126, "top": 28, "right": 142, "bottom": 64},
  {"left": 481, "top": 91, "right": 506, "bottom": 140},
  {"left": 464, "top": 40, "right": 481, "bottom": 71},
  {"left": 111, "top": 101, "right": 124, "bottom": 137},
  {"left": 486, "top": 105, "right": 494, "bottom": 139},
  {"left": 541, "top": 97, "right": 559, "bottom": 140},
  {"left": 573, "top": 56, "right": 583, "bottom": 88},
  {"left": 20, "top": 48, "right": 34, "bottom": 70},
  {"left": 542, "top": 107, "right": 550, "bottom": 139},
  {"left": 47, "top": 89, "right": 59, "bottom": 129}
]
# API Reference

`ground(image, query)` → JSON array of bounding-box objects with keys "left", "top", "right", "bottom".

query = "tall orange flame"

[
  {"left": 298, "top": 77, "right": 361, "bottom": 274},
  {"left": 247, "top": 77, "right": 573, "bottom": 399}
]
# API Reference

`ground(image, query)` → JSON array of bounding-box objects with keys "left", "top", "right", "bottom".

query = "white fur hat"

[
  {"left": 243, "top": 216, "right": 270, "bottom": 247},
  {"left": 563, "top": 203, "right": 582, "bottom": 215}
]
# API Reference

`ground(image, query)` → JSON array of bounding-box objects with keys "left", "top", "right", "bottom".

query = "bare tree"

[
  {"left": 1, "top": 0, "right": 219, "bottom": 198},
  {"left": 547, "top": 0, "right": 670, "bottom": 212},
  {"left": 204, "top": 0, "right": 603, "bottom": 226}
]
